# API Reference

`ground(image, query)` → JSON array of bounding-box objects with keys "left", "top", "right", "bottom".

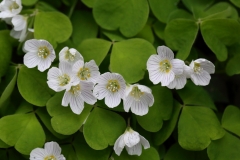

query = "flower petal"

[
  {"left": 80, "top": 81, "right": 97, "bottom": 105},
  {"left": 125, "top": 142, "right": 142, "bottom": 156},
  {"left": 191, "top": 70, "right": 211, "bottom": 86},
  {"left": 24, "top": 39, "right": 41, "bottom": 52},
  {"left": 23, "top": 52, "right": 41, "bottom": 68},
  {"left": 195, "top": 58, "right": 215, "bottom": 74},
  {"left": 160, "top": 71, "right": 175, "bottom": 86},
  {"left": 139, "top": 135, "right": 150, "bottom": 149},
  {"left": 114, "top": 135, "right": 125, "bottom": 156},
  {"left": 44, "top": 142, "right": 61, "bottom": 156},
  {"left": 93, "top": 84, "right": 108, "bottom": 100},
  {"left": 105, "top": 93, "right": 121, "bottom": 108},
  {"left": 30, "top": 148, "right": 47, "bottom": 160},
  {"left": 12, "top": 15, "right": 26, "bottom": 31},
  {"left": 147, "top": 54, "right": 161, "bottom": 71},
  {"left": 157, "top": 46, "right": 174, "bottom": 60},
  {"left": 124, "top": 131, "right": 140, "bottom": 148},
  {"left": 69, "top": 94, "right": 84, "bottom": 114},
  {"left": 171, "top": 59, "right": 184, "bottom": 75}
]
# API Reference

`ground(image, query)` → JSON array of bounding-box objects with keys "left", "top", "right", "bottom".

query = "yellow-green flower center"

[
  {"left": 38, "top": 46, "right": 50, "bottom": 59},
  {"left": 58, "top": 74, "right": 70, "bottom": 86},
  {"left": 159, "top": 59, "right": 171, "bottom": 73},
  {"left": 193, "top": 62, "right": 202, "bottom": 74},
  {"left": 69, "top": 84, "right": 81, "bottom": 95},
  {"left": 130, "top": 86, "right": 143, "bottom": 100},
  {"left": 78, "top": 67, "right": 91, "bottom": 80},
  {"left": 44, "top": 155, "right": 56, "bottom": 160},
  {"left": 107, "top": 80, "right": 120, "bottom": 93},
  {"left": 9, "top": 2, "right": 19, "bottom": 11},
  {"left": 65, "top": 50, "right": 75, "bottom": 61}
]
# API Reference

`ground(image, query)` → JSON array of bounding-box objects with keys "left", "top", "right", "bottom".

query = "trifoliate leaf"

[
  {"left": 164, "top": 19, "right": 199, "bottom": 60},
  {"left": 148, "top": 0, "right": 180, "bottom": 23},
  {"left": 17, "top": 66, "right": 54, "bottom": 107},
  {"left": 0, "top": 113, "right": 45, "bottom": 155},
  {"left": 136, "top": 21, "right": 155, "bottom": 43},
  {"left": 34, "top": 11, "right": 72, "bottom": 48},
  {"left": 93, "top": 0, "right": 149, "bottom": 37},
  {"left": 83, "top": 107, "right": 126, "bottom": 150},
  {"left": 71, "top": 10, "right": 98, "bottom": 45},
  {"left": 101, "top": 29, "right": 127, "bottom": 42},
  {"left": 78, "top": 38, "right": 112, "bottom": 66},
  {"left": 168, "top": 9, "right": 194, "bottom": 22},
  {"left": 46, "top": 92, "right": 93, "bottom": 135},
  {"left": 110, "top": 38, "right": 155, "bottom": 83},
  {"left": 178, "top": 106, "right": 225, "bottom": 150},
  {"left": 200, "top": 19, "right": 240, "bottom": 61},
  {"left": 226, "top": 54, "right": 240, "bottom": 76},
  {"left": 207, "top": 132, "right": 240, "bottom": 160},
  {"left": 221, "top": 105, "right": 240, "bottom": 136},
  {"left": 136, "top": 85, "right": 173, "bottom": 132},
  {"left": 153, "top": 101, "right": 181, "bottom": 145}
]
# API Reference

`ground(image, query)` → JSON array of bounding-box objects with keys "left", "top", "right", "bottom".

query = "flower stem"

[{"left": 68, "top": 0, "right": 78, "bottom": 18}]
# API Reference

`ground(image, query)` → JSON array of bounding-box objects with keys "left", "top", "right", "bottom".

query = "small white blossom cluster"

[
  {"left": 147, "top": 46, "right": 215, "bottom": 89},
  {"left": 0, "top": 0, "right": 33, "bottom": 42}
]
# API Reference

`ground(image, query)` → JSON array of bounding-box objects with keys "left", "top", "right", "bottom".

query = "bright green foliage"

[
  {"left": 164, "top": 19, "right": 199, "bottom": 60},
  {"left": 0, "top": 113, "right": 45, "bottom": 155},
  {"left": 165, "top": 143, "right": 209, "bottom": 160},
  {"left": 168, "top": 9, "right": 194, "bottom": 22},
  {"left": 136, "top": 21, "right": 155, "bottom": 44},
  {"left": 78, "top": 38, "right": 112, "bottom": 65},
  {"left": 93, "top": 0, "right": 149, "bottom": 37},
  {"left": 153, "top": 21, "right": 166, "bottom": 40},
  {"left": 178, "top": 106, "right": 225, "bottom": 150},
  {"left": 226, "top": 54, "right": 240, "bottom": 76},
  {"left": 46, "top": 92, "right": 92, "bottom": 135},
  {"left": 136, "top": 85, "right": 173, "bottom": 132},
  {"left": 231, "top": 0, "right": 240, "bottom": 8},
  {"left": 0, "top": 67, "right": 17, "bottom": 108},
  {"left": 34, "top": 11, "right": 72, "bottom": 48},
  {"left": 110, "top": 38, "right": 155, "bottom": 83},
  {"left": 177, "top": 82, "right": 216, "bottom": 110},
  {"left": 113, "top": 147, "right": 160, "bottom": 160},
  {"left": 153, "top": 101, "right": 181, "bottom": 145},
  {"left": 61, "top": 144, "right": 78, "bottom": 160},
  {"left": 81, "top": 0, "right": 96, "bottom": 8},
  {"left": 221, "top": 105, "right": 240, "bottom": 136},
  {"left": 200, "top": 19, "right": 240, "bottom": 61},
  {"left": 207, "top": 132, "right": 240, "bottom": 160},
  {"left": 0, "top": 30, "right": 12, "bottom": 78},
  {"left": 0, "top": 139, "right": 10, "bottom": 148},
  {"left": 71, "top": 10, "right": 98, "bottom": 45},
  {"left": 148, "top": 0, "right": 179, "bottom": 23},
  {"left": 17, "top": 66, "right": 54, "bottom": 107},
  {"left": 22, "top": 0, "right": 38, "bottom": 6},
  {"left": 83, "top": 107, "right": 126, "bottom": 150},
  {"left": 101, "top": 29, "right": 127, "bottom": 42}
]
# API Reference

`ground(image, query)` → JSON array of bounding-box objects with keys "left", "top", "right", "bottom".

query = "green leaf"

[
  {"left": 177, "top": 81, "right": 216, "bottom": 110},
  {"left": 221, "top": 105, "right": 240, "bottom": 136},
  {"left": 34, "top": 11, "right": 72, "bottom": 48},
  {"left": 0, "top": 139, "right": 10, "bottom": 148},
  {"left": 61, "top": 144, "right": 79, "bottom": 160},
  {"left": 135, "top": 19, "right": 155, "bottom": 43},
  {"left": 148, "top": 0, "right": 180, "bottom": 23},
  {"left": 153, "top": 21, "right": 166, "bottom": 40},
  {"left": 46, "top": 92, "right": 93, "bottom": 135},
  {"left": 0, "top": 30, "right": 12, "bottom": 78},
  {"left": 231, "top": 0, "right": 240, "bottom": 8},
  {"left": 112, "top": 147, "right": 160, "bottom": 160},
  {"left": 22, "top": 0, "right": 38, "bottom": 6},
  {"left": 71, "top": 10, "right": 98, "bottom": 45},
  {"left": 73, "top": 132, "right": 111, "bottom": 160},
  {"left": 83, "top": 107, "right": 126, "bottom": 150},
  {"left": 93, "top": 0, "right": 149, "bottom": 37},
  {"left": 110, "top": 38, "right": 155, "bottom": 83},
  {"left": 15, "top": 101, "right": 33, "bottom": 114},
  {"left": 168, "top": 9, "right": 194, "bottom": 22},
  {"left": 102, "top": 29, "right": 127, "bottom": 42},
  {"left": 136, "top": 85, "right": 173, "bottom": 132},
  {"left": 178, "top": 106, "right": 225, "bottom": 150},
  {"left": 164, "top": 19, "right": 199, "bottom": 60},
  {"left": 207, "top": 132, "right": 240, "bottom": 160},
  {"left": 153, "top": 101, "right": 181, "bottom": 145},
  {"left": 164, "top": 143, "right": 209, "bottom": 160},
  {"left": 81, "top": 0, "right": 96, "bottom": 8},
  {"left": 78, "top": 38, "right": 112, "bottom": 66},
  {"left": 226, "top": 54, "right": 240, "bottom": 76},
  {"left": 200, "top": 19, "right": 240, "bottom": 61},
  {"left": 17, "top": 66, "right": 54, "bottom": 107},
  {"left": 0, "top": 113, "right": 45, "bottom": 155},
  {"left": 0, "top": 66, "right": 17, "bottom": 108},
  {"left": 36, "top": 108, "right": 67, "bottom": 139}
]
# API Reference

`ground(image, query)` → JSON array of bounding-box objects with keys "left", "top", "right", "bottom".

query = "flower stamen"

[
  {"left": 38, "top": 46, "right": 50, "bottom": 59},
  {"left": 130, "top": 86, "right": 143, "bottom": 101},
  {"left": 9, "top": 2, "right": 19, "bottom": 11},
  {"left": 69, "top": 84, "right": 81, "bottom": 95},
  {"left": 65, "top": 50, "right": 75, "bottom": 61},
  {"left": 159, "top": 59, "right": 171, "bottom": 73},
  {"left": 78, "top": 67, "right": 91, "bottom": 80},
  {"left": 58, "top": 74, "right": 70, "bottom": 86},
  {"left": 44, "top": 155, "right": 56, "bottom": 160},
  {"left": 107, "top": 80, "right": 120, "bottom": 92},
  {"left": 193, "top": 62, "right": 203, "bottom": 74}
]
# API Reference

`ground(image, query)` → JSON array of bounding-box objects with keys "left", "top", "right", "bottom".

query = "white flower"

[
  {"left": 23, "top": 39, "right": 56, "bottom": 72},
  {"left": 72, "top": 59, "right": 100, "bottom": 84},
  {"left": 114, "top": 127, "right": 150, "bottom": 156},
  {"left": 47, "top": 62, "right": 78, "bottom": 92},
  {"left": 189, "top": 58, "right": 215, "bottom": 86},
  {"left": 30, "top": 141, "right": 65, "bottom": 160},
  {"left": 147, "top": 46, "right": 184, "bottom": 86},
  {"left": 10, "top": 15, "right": 28, "bottom": 42},
  {"left": 123, "top": 84, "right": 154, "bottom": 116},
  {"left": 167, "top": 65, "right": 191, "bottom": 89},
  {"left": 62, "top": 81, "right": 97, "bottom": 114},
  {"left": 59, "top": 47, "right": 83, "bottom": 64},
  {"left": 93, "top": 72, "right": 126, "bottom": 108},
  {"left": 0, "top": 0, "right": 22, "bottom": 18}
]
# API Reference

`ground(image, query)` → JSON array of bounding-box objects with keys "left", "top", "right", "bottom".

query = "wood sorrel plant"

[{"left": 0, "top": 0, "right": 239, "bottom": 159}]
